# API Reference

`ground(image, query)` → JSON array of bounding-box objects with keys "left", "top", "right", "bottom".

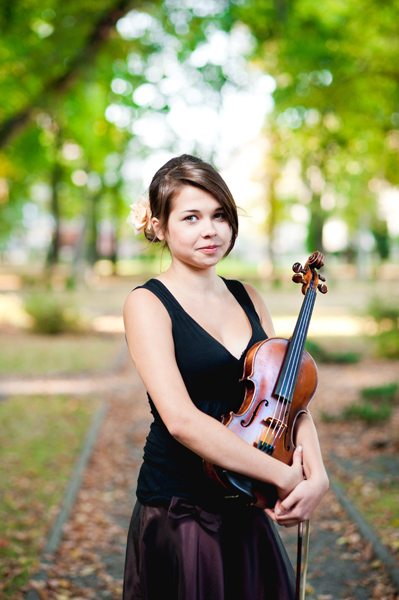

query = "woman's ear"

[{"left": 151, "top": 218, "right": 165, "bottom": 241}]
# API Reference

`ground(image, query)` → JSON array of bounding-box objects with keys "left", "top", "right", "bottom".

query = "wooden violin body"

[{"left": 204, "top": 251, "right": 327, "bottom": 509}]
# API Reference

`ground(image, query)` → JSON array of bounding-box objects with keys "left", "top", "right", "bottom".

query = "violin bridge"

[
  {"left": 265, "top": 418, "right": 288, "bottom": 431},
  {"left": 257, "top": 419, "right": 288, "bottom": 455}
]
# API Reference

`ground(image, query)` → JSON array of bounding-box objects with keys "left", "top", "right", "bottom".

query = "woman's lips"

[{"left": 197, "top": 245, "right": 220, "bottom": 253}]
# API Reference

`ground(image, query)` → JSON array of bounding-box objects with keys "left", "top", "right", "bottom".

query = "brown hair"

[{"left": 146, "top": 154, "right": 239, "bottom": 256}]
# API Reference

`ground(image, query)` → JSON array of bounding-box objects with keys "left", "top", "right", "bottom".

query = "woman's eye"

[
  {"left": 184, "top": 215, "right": 197, "bottom": 222},
  {"left": 214, "top": 212, "right": 227, "bottom": 220}
]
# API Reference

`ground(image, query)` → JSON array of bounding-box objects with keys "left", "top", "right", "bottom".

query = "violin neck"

[{"left": 274, "top": 286, "right": 317, "bottom": 403}]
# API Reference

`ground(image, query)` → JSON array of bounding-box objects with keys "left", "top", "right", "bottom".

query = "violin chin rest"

[
  {"left": 221, "top": 470, "right": 279, "bottom": 509},
  {"left": 222, "top": 470, "right": 257, "bottom": 504}
]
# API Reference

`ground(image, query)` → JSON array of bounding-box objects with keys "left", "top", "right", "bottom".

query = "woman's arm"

[
  {"left": 123, "top": 287, "right": 303, "bottom": 499},
  {"left": 265, "top": 412, "right": 329, "bottom": 527}
]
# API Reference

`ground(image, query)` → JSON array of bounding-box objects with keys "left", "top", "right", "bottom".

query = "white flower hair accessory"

[{"left": 126, "top": 196, "right": 152, "bottom": 236}]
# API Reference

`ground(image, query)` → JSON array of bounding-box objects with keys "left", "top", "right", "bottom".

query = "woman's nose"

[{"left": 201, "top": 220, "right": 217, "bottom": 236}]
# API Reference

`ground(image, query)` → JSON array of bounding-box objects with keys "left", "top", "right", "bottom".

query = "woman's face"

[{"left": 153, "top": 185, "right": 232, "bottom": 270}]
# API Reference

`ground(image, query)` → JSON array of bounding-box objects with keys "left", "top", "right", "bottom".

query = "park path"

[{"left": 1, "top": 348, "right": 398, "bottom": 600}]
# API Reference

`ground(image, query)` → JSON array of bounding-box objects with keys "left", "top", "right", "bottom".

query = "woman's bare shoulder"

[
  {"left": 241, "top": 281, "right": 275, "bottom": 337},
  {"left": 241, "top": 281, "right": 261, "bottom": 302},
  {"left": 123, "top": 285, "right": 170, "bottom": 324},
  {"left": 240, "top": 281, "right": 264, "bottom": 311}
]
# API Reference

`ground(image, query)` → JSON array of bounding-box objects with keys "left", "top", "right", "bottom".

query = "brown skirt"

[{"left": 122, "top": 497, "right": 295, "bottom": 600}]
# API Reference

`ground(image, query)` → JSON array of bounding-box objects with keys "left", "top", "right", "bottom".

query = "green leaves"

[
  {"left": 233, "top": 0, "right": 399, "bottom": 256},
  {"left": 2, "top": 0, "right": 398, "bottom": 264}
]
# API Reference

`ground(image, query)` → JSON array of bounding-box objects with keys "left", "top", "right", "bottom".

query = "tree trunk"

[
  {"left": 86, "top": 193, "right": 100, "bottom": 266},
  {"left": 46, "top": 157, "right": 62, "bottom": 267}
]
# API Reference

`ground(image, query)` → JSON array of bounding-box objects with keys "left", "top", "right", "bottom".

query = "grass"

[
  {"left": 305, "top": 339, "right": 361, "bottom": 364},
  {"left": 0, "top": 395, "right": 100, "bottom": 598},
  {"left": 0, "top": 332, "right": 123, "bottom": 375},
  {"left": 375, "top": 330, "right": 399, "bottom": 360},
  {"left": 341, "top": 382, "right": 398, "bottom": 424},
  {"left": 361, "top": 383, "right": 398, "bottom": 402},
  {"left": 337, "top": 475, "right": 399, "bottom": 555},
  {"left": 342, "top": 401, "right": 393, "bottom": 423},
  {"left": 321, "top": 382, "right": 398, "bottom": 424}
]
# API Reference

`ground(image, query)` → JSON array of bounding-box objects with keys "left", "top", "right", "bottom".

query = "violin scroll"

[
  {"left": 307, "top": 250, "right": 324, "bottom": 270},
  {"left": 292, "top": 251, "right": 328, "bottom": 296}
]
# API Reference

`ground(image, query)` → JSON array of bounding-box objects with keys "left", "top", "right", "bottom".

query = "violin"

[{"left": 204, "top": 251, "right": 328, "bottom": 509}]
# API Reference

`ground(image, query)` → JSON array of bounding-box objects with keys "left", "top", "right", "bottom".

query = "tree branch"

[{"left": 0, "top": 0, "right": 135, "bottom": 148}]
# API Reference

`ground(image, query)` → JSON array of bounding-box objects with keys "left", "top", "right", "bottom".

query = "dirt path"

[{"left": 2, "top": 355, "right": 396, "bottom": 600}]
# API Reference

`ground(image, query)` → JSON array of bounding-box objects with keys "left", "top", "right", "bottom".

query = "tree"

[
  {"left": 0, "top": 0, "right": 140, "bottom": 147},
  {"left": 0, "top": 0, "right": 159, "bottom": 265},
  {"left": 231, "top": 0, "right": 399, "bottom": 260},
  {"left": 0, "top": 0, "right": 235, "bottom": 267},
  {"left": 3, "top": 0, "right": 398, "bottom": 273}
]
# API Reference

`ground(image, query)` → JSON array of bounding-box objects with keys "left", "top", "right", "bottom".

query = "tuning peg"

[
  {"left": 292, "top": 274, "right": 304, "bottom": 284},
  {"left": 292, "top": 262, "right": 304, "bottom": 274},
  {"left": 319, "top": 275, "right": 326, "bottom": 282},
  {"left": 318, "top": 283, "right": 328, "bottom": 294}
]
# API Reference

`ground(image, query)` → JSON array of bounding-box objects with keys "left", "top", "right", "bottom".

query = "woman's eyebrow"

[{"left": 180, "top": 206, "right": 225, "bottom": 215}]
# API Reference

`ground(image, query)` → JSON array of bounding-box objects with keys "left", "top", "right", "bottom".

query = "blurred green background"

[
  {"left": 1, "top": 0, "right": 399, "bottom": 362},
  {"left": 1, "top": 0, "right": 399, "bottom": 284},
  {"left": 1, "top": 2, "right": 399, "bottom": 598}
]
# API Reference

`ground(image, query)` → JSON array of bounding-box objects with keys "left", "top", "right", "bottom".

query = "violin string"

[
  {"left": 281, "top": 286, "right": 314, "bottom": 405},
  {"left": 283, "top": 289, "right": 314, "bottom": 403},
  {"left": 258, "top": 277, "right": 316, "bottom": 453},
  {"left": 263, "top": 294, "right": 311, "bottom": 449},
  {"left": 274, "top": 287, "right": 315, "bottom": 450},
  {"left": 266, "top": 302, "right": 311, "bottom": 451},
  {"left": 274, "top": 291, "right": 311, "bottom": 419},
  {"left": 263, "top": 286, "right": 315, "bottom": 451}
]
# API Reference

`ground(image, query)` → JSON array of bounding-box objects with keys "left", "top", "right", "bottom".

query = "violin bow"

[{"left": 295, "top": 520, "right": 310, "bottom": 600}]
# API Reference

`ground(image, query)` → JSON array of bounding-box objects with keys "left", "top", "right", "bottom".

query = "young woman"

[{"left": 123, "top": 154, "right": 329, "bottom": 600}]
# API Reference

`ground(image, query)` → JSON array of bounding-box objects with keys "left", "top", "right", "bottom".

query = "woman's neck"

[{"left": 157, "top": 261, "right": 222, "bottom": 297}]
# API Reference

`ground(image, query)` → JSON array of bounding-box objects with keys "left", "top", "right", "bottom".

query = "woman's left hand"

[
  {"left": 266, "top": 412, "right": 329, "bottom": 527},
  {"left": 265, "top": 473, "right": 329, "bottom": 528}
]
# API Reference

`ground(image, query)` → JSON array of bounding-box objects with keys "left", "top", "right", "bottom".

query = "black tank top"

[{"left": 135, "top": 277, "right": 267, "bottom": 510}]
